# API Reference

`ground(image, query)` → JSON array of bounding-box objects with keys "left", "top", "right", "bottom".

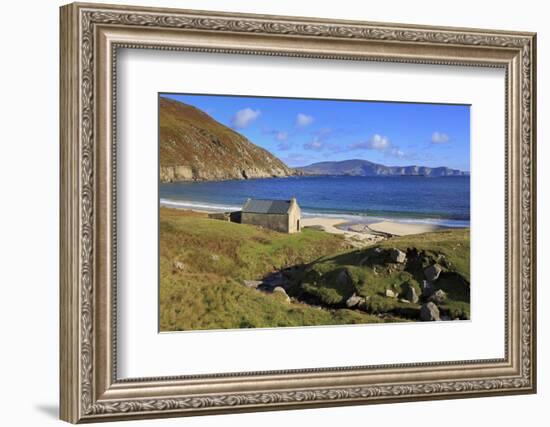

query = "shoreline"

[
  {"left": 160, "top": 198, "right": 469, "bottom": 231},
  {"left": 301, "top": 217, "right": 450, "bottom": 239},
  {"left": 160, "top": 202, "right": 464, "bottom": 242}
]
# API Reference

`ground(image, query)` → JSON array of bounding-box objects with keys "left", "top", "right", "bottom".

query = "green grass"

[
  {"left": 159, "top": 208, "right": 381, "bottom": 331},
  {"left": 160, "top": 209, "right": 471, "bottom": 330},
  {"left": 161, "top": 272, "right": 383, "bottom": 331}
]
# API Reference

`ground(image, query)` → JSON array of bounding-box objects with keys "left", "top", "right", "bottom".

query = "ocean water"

[{"left": 160, "top": 175, "right": 470, "bottom": 227}]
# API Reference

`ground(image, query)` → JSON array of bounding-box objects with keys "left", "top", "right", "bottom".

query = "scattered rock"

[
  {"left": 429, "top": 289, "right": 447, "bottom": 304},
  {"left": 389, "top": 248, "right": 407, "bottom": 264},
  {"left": 273, "top": 286, "right": 290, "bottom": 303},
  {"left": 385, "top": 289, "right": 396, "bottom": 298},
  {"left": 346, "top": 293, "right": 366, "bottom": 308},
  {"left": 243, "top": 280, "right": 262, "bottom": 289},
  {"left": 420, "top": 302, "right": 441, "bottom": 321},
  {"left": 424, "top": 264, "right": 442, "bottom": 282},
  {"left": 403, "top": 284, "right": 419, "bottom": 304},
  {"left": 399, "top": 298, "right": 410, "bottom": 304},
  {"left": 173, "top": 261, "right": 186, "bottom": 272},
  {"left": 210, "top": 254, "right": 220, "bottom": 262}
]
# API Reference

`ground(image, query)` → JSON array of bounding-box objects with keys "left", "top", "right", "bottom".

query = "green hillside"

[
  {"left": 160, "top": 208, "right": 470, "bottom": 331},
  {"left": 159, "top": 97, "right": 295, "bottom": 182}
]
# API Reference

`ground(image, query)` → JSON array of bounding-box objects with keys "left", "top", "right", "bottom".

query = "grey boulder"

[
  {"left": 389, "top": 248, "right": 407, "bottom": 264},
  {"left": 424, "top": 264, "right": 442, "bottom": 282},
  {"left": 385, "top": 289, "right": 396, "bottom": 298},
  {"left": 403, "top": 284, "right": 419, "bottom": 304},
  {"left": 173, "top": 261, "right": 186, "bottom": 272},
  {"left": 243, "top": 280, "right": 262, "bottom": 289},
  {"left": 420, "top": 302, "right": 441, "bottom": 321},
  {"left": 430, "top": 289, "right": 447, "bottom": 304},
  {"left": 273, "top": 286, "right": 290, "bottom": 303},
  {"left": 346, "top": 293, "right": 365, "bottom": 308}
]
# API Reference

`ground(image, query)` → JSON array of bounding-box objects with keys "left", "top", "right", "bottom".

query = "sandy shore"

[
  {"left": 161, "top": 203, "right": 451, "bottom": 240},
  {"left": 300, "top": 217, "right": 384, "bottom": 246},
  {"left": 301, "top": 216, "right": 447, "bottom": 240},
  {"left": 367, "top": 221, "right": 445, "bottom": 236}
]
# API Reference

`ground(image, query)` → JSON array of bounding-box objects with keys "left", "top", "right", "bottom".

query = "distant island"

[
  {"left": 159, "top": 97, "right": 468, "bottom": 183},
  {"left": 297, "top": 159, "right": 468, "bottom": 177}
]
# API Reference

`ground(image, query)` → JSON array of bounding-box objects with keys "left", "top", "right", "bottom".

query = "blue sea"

[{"left": 160, "top": 176, "right": 470, "bottom": 228}]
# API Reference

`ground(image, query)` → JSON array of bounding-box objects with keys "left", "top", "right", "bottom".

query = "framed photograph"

[{"left": 60, "top": 2, "right": 537, "bottom": 423}]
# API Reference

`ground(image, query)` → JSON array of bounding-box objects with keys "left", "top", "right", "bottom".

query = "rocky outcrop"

[
  {"left": 243, "top": 280, "right": 262, "bottom": 289},
  {"left": 160, "top": 165, "right": 194, "bottom": 182},
  {"left": 159, "top": 97, "right": 296, "bottom": 182},
  {"left": 420, "top": 302, "right": 441, "bottom": 321},
  {"left": 429, "top": 289, "right": 447, "bottom": 304},
  {"left": 172, "top": 260, "right": 186, "bottom": 272},
  {"left": 424, "top": 264, "right": 442, "bottom": 282},
  {"left": 389, "top": 248, "right": 407, "bottom": 264},
  {"left": 403, "top": 284, "right": 419, "bottom": 304},
  {"left": 346, "top": 293, "right": 366, "bottom": 308},
  {"left": 273, "top": 286, "right": 290, "bottom": 303}
]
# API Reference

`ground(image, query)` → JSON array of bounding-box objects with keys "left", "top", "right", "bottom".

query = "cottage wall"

[
  {"left": 287, "top": 203, "right": 301, "bottom": 233},
  {"left": 241, "top": 212, "right": 290, "bottom": 233}
]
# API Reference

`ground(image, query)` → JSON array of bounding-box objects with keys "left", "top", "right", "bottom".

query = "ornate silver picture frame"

[{"left": 60, "top": 2, "right": 536, "bottom": 423}]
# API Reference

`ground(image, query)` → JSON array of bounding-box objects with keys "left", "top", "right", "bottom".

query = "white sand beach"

[
  {"left": 301, "top": 216, "right": 447, "bottom": 244},
  {"left": 161, "top": 201, "right": 452, "bottom": 244},
  {"left": 300, "top": 217, "right": 384, "bottom": 247},
  {"left": 367, "top": 220, "right": 445, "bottom": 236}
]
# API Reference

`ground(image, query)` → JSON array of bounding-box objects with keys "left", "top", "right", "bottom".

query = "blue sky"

[{"left": 161, "top": 93, "right": 470, "bottom": 171}]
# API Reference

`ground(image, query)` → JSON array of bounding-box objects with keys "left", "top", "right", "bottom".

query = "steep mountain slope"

[
  {"left": 298, "top": 159, "right": 468, "bottom": 177},
  {"left": 159, "top": 97, "right": 295, "bottom": 182}
]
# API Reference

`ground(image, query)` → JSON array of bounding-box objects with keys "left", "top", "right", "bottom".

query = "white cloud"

[
  {"left": 368, "top": 134, "right": 390, "bottom": 150},
  {"left": 348, "top": 134, "right": 408, "bottom": 159},
  {"left": 295, "top": 113, "right": 314, "bottom": 127},
  {"left": 275, "top": 131, "right": 288, "bottom": 141},
  {"left": 303, "top": 137, "right": 324, "bottom": 151},
  {"left": 302, "top": 128, "right": 334, "bottom": 151},
  {"left": 389, "top": 147, "right": 406, "bottom": 158},
  {"left": 349, "top": 134, "right": 390, "bottom": 151},
  {"left": 431, "top": 131, "right": 450, "bottom": 144},
  {"left": 231, "top": 108, "right": 261, "bottom": 129}
]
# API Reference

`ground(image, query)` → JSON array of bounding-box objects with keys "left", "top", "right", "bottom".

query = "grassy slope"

[
  {"left": 160, "top": 208, "right": 470, "bottom": 330},
  {"left": 160, "top": 208, "right": 382, "bottom": 331},
  {"left": 159, "top": 97, "right": 293, "bottom": 175}
]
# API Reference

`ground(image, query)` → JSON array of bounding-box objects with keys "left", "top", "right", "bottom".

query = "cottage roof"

[{"left": 242, "top": 199, "right": 296, "bottom": 215}]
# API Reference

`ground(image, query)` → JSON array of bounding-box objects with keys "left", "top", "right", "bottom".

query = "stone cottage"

[{"left": 241, "top": 198, "right": 301, "bottom": 233}]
